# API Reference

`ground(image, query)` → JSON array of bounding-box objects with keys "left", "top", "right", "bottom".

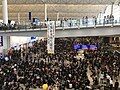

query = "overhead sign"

[{"left": 47, "top": 21, "right": 55, "bottom": 54}]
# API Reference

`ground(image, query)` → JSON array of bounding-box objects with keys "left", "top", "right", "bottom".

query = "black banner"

[
  {"left": 0, "top": 36, "right": 3, "bottom": 47},
  {"left": 29, "top": 12, "right": 32, "bottom": 20}
]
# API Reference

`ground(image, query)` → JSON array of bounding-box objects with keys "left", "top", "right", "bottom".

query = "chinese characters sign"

[{"left": 47, "top": 21, "right": 55, "bottom": 54}]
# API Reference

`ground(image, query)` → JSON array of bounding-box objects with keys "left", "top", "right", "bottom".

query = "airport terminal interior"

[{"left": 0, "top": 0, "right": 120, "bottom": 90}]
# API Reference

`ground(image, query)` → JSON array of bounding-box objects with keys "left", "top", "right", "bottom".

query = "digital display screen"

[
  {"left": 82, "top": 45, "right": 88, "bottom": 50},
  {"left": 74, "top": 44, "right": 81, "bottom": 50},
  {"left": 89, "top": 45, "right": 97, "bottom": 50},
  {"left": 74, "top": 44, "right": 98, "bottom": 50}
]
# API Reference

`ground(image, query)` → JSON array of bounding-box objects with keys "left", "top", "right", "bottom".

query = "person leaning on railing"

[{"left": 109, "top": 14, "right": 114, "bottom": 24}]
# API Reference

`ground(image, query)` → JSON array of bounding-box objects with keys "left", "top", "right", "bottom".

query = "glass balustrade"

[{"left": 0, "top": 18, "right": 120, "bottom": 32}]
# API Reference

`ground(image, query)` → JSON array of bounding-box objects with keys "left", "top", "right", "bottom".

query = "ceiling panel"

[
  {"left": 0, "top": 0, "right": 117, "bottom": 21},
  {"left": 0, "top": 0, "right": 117, "bottom": 5},
  {"left": 0, "top": 4, "right": 106, "bottom": 21}
]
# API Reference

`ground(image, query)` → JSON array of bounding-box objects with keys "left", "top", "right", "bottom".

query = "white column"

[
  {"left": 119, "top": 5, "right": 120, "bottom": 22},
  {"left": 57, "top": 12, "right": 59, "bottom": 21},
  {"left": 111, "top": 2, "right": 114, "bottom": 15},
  {"left": 3, "top": 36, "right": 10, "bottom": 53},
  {"left": 45, "top": 4, "right": 47, "bottom": 21},
  {"left": 2, "top": 0, "right": 8, "bottom": 25},
  {"left": 18, "top": 13, "right": 20, "bottom": 24},
  {"left": 98, "top": 12, "right": 102, "bottom": 24}
]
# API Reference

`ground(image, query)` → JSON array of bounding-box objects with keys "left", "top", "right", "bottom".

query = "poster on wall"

[
  {"left": 0, "top": 36, "right": 3, "bottom": 47},
  {"left": 47, "top": 21, "right": 55, "bottom": 54}
]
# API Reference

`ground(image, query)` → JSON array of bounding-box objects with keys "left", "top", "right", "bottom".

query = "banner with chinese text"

[{"left": 47, "top": 21, "right": 55, "bottom": 54}]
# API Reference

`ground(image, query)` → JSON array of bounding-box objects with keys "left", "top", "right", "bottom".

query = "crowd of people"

[
  {"left": 103, "top": 15, "right": 114, "bottom": 25},
  {"left": 0, "top": 14, "right": 116, "bottom": 31},
  {"left": 0, "top": 23, "right": 16, "bottom": 30},
  {"left": 0, "top": 37, "right": 119, "bottom": 90}
]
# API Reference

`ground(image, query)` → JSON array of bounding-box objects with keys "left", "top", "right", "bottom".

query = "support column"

[
  {"left": 18, "top": 13, "right": 20, "bottom": 24},
  {"left": 57, "top": 12, "right": 59, "bottom": 21},
  {"left": 99, "top": 12, "right": 102, "bottom": 24},
  {"left": 111, "top": 2, "right": 114, "bottom": 15},
  {"left": 44, "top": 4, "right": 47, "bottom": 21},
  {"left": 3, "top": 36, "right": 10, "bottom": 54},
  {"left": 2, "top": 0, "right": 8, "bottom": 25},
  {"left": 111, "top": 2, "right": 114, "bottom": 26}
]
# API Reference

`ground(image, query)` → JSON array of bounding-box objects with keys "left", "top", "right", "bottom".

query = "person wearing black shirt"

[{"left": 114, "top": 79, "right": 119, "bottom": 90}]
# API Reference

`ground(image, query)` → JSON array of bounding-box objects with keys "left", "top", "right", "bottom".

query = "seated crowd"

[{"left": 0, "top": 37, "right": 119, "bottom": 90}]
